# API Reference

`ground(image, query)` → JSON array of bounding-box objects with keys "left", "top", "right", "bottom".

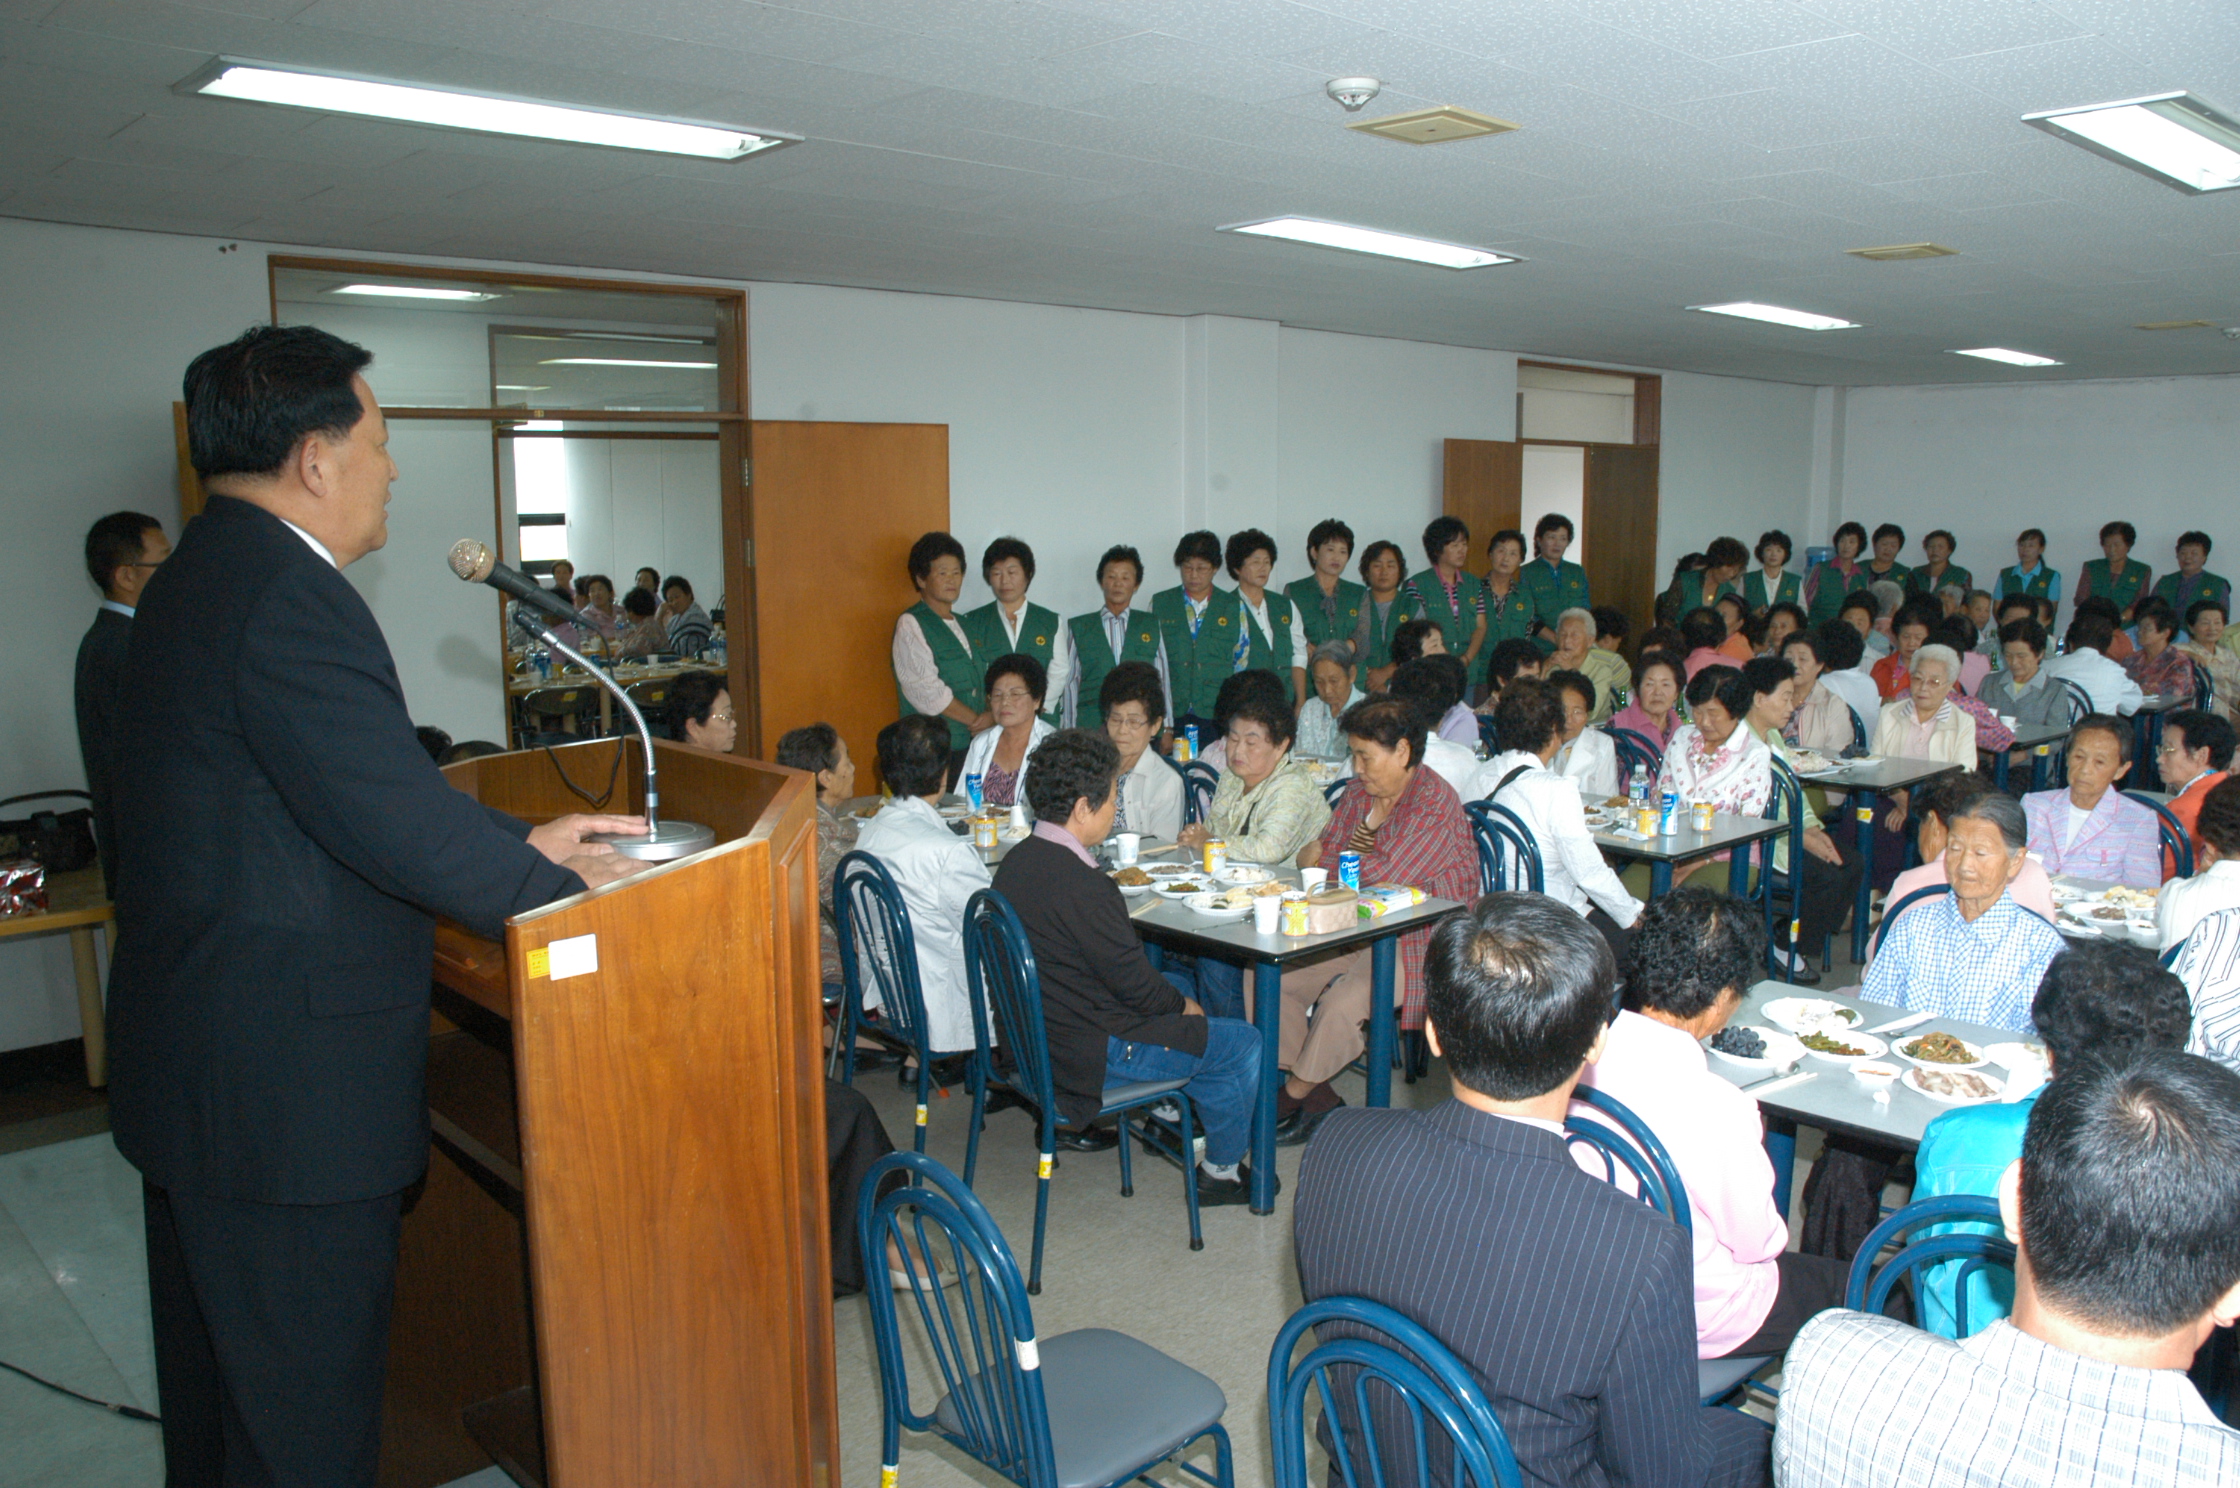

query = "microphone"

[{"left": 449, "top": 539, "right": 580, "bottom": 629}]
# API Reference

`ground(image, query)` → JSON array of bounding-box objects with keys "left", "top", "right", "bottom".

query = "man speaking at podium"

[{"left": 108, "top": 325, "right": 644, "bottom": 1487}]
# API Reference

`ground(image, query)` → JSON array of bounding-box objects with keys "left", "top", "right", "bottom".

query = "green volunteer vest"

[
  {"left": 1805, "top": 561, "right": 1863, "bottom": 626},
  {"left": 1239, "top": 587, "right": 1298, "bottom": 678},
  {"left": 1858, "top": 559, "right": 1913, "bottom": 595},
  {"left": 2080, "top": 558, "right": 2150, "bottom": 615},
  {"left": 1909, "top": 563, "right": 1973, "bottom": 599},
  {"left": 1402, "top": 569, "right": 1489, "bottom": 657},
  {"left": 1519, "top": 559, "right": 1591, "bottom": 635},
  {"left": 1284, "top": 575, "right": 1366, "bottom": 653},
  {"left": 897, "top": 601, "right": 984, "bottom": 750},
  {"left": 1742, "top": 569, "right": 1802, "bottom": 613},
  {"left": 1067, "top": 607, "right": 1159, "bottom": 731},
  {"left": 1996, "top": 564, "right": 2059, "bottom": 603},
  {"left": 1151, "top": 584, "right": 1242, "bottom": 722},
  {"left": 965, "top": 600, "right": 1062, "bottom": 722},
  {"left": 1482, "top": 579, "right": 1537, "bottom": 672},
  {"left": 1665, "top": 573, "right": 1739, "bottom": 619},
  {"left": 1354, "top": 590, "right": 1419, "bottom": 679},
  {"left": 2152, "top": 571, "right": 2232, "bottom": 617}
]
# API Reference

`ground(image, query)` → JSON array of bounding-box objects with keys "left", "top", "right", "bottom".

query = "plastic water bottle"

[{"left": 1628, "top": 764, "right": 1650, "bottom": 809}]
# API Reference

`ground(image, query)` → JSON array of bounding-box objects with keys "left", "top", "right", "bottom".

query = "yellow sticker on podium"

[{"left": 526, "top": 948, "right": 550, "bottom": 979}]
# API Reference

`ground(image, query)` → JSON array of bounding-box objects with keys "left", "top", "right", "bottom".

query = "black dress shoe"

[
  {"left": 1055, "top": 1124, "right": 1119, "bottom": 1152},
  {"left": 979, "top": 1087, "right": 1032, "bottom": 1117},
  {"left": 1275, "top": 1100, "right": 1346, "bottom": 1147},
  {"left": 1196, "top": 1165, "right": 1278, "bottom": 1206}
]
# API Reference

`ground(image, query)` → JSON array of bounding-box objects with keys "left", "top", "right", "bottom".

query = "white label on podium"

[{"left": 547, "top": 933, "right": 599, "bottom": 980}]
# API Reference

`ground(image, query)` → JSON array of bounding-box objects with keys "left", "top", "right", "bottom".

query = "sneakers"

[{"left": 1194, "top": 1165, "right": 1277, "bottom": 1206}]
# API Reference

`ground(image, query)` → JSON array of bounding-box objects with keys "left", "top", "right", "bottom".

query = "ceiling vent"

[
  {"left": 1348, "top": 105, "right": 1519, "bottom": 145},
  {"left": 1845, "top": 243, "right": 1958, "bottom": 261},
  {"left": 2136, "top": 319, "right": 2217, "bottom": 330}
]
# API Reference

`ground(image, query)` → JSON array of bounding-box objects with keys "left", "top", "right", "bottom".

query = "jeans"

[
  {"left": 1104, "top": 1016, "right": 1263, "bottom": 1167},
  {"left": 1193, "top": 957, "right": 1248, "bottom": 1021}
]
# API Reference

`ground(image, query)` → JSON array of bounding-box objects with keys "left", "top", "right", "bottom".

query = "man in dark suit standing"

[
  {"left": 74, "top": 510, "right": 169, "bottom": 892},
  {"left": 109, "top": 325, "right": 646, "bottom": 1487},
  {"left": 1293, "top": 892, "right": 1771, "bottom": 1488}
]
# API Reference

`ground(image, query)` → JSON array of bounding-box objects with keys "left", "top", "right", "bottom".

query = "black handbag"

[{"left": 0, "top": 790, "right": 99, "bottom": 873}]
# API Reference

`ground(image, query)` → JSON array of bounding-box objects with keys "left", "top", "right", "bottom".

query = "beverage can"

[
  {"left": 1203, "top": 839, "right": 1228, "bottom": 877},
  {"left": 1657, "top": 790, "right": 1680, "bottom": 836},
  {"left": 1337, "top": 851, "right": 1362, "bottom": 890},
  {"left": 1185, "top": 723, "right": 1201, "bottom": 756},
  {"left": 1692, "top": 800, "right": 1716, "bottom": 832},
  {"left": 1281, "top": 894, "right": 1310, "bottom": 936},
  {"left": 963, "top": 773, "right": 984, "bottom": 813},
  {"left": 1634, "top": 804, "right": 1656, "bottom": 835},
  {"left": 1173, "top": 733, "right": 1193, "bottom": 762},
  {"left": 972, "top": 814, "right": 998, "bottom": 851}
]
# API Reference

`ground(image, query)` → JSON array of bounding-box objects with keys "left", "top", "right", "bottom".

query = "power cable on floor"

[{"left": 0, "top": 1359, "right": 159, "bottom": 1422}]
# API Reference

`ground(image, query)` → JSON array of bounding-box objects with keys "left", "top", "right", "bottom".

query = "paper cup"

[
  {"left": 1253, "top": 895, "right": 1282, "bottom": 934},
  {"left": 1113, "top": 832, "right": 1140, "bottom": 865},
  {"left": 1300, "top": 867, "right": 1330, "bottom": 890}
]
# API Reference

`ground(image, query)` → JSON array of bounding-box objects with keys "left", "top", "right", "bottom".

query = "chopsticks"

[{"left": 1742, "top": 1071, "right": 1817, "bottom": 1099}]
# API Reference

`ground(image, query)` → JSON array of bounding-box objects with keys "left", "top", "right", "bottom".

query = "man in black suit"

[
  {"left": 109, "top": 325, "right": 646, "bottom": 1487},
  {"left": 74, "top": 510, "right": 168, "bottom": 892},
  {"left": 1293, "top": 892, "right": 1771, "bottom": 1488}
]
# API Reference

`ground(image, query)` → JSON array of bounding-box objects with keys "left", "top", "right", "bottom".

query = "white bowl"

[
  {"left": 1903, "top": 1066, "right": 2006, "bottom": 1105},
  {"left": 1762, "top": 997, "right": 1866, "bottom": 1036},
  {"left": 1852, "top": 1062, "right": 1901, "bottom": 1088}
]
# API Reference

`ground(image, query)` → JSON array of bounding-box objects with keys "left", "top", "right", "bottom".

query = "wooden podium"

[{"left": 380, "top": 737, "right": 837, "bottom": 1488}]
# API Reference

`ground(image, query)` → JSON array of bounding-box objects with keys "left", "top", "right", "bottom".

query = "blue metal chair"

[
  {"left": 834, "top": 852, "right": 939, "bottom": 1150},
  {"left": 2190, "top": 657, "right": 2215, "bottom": 714},
  {"left": 1870, "top": 884, "right": 1951, "bottom": 960},
  {"left": 1756, "top": 756, "right": 1820, "bottom": 982},
  {"left": 2125, "top": 789, "right": 2195, "bottom": 879},
  {"left": 1845, "top": 1194, "right": 2016, "bottom": 1339},
  {"left": 860, "top": 1151, "right": 1235, "bottom": 1488},
  {"left": 1267, "top": 1297, "right": 1521, "bottom": 1488},
  {"left": 1180, "top": 760, "right": 1219, "bottom": 826},
  {"left": 961, "top": 888, "right": 1201, "bottom": 1294},
  {"left": 1849, "top": 704, "right": 1868, "bottom": 754},
  {"left": 2161, "top": 934, "right": 2190, "bottom": 970},
  {"left": 1607, "top": 726, "right": 1662, "bottom": 784},
  {"left": 1323, "top": 776, "right": 1351, "bottom": 807},
  {"left": 1465, "top": 800, "right": 1544, "bottom": 895},
  {"left": 2049, "top": 679, "right": 2095, "bottom": 788},
  {"left": 1476, "top": 712, "right": 1502, "bottom": 757}
]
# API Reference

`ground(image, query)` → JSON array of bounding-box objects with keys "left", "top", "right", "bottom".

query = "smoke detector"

[{"left": 1326, "top": 77, "right": 1381, "bottom": 112}]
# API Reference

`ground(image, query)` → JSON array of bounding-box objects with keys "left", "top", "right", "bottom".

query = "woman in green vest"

[
  {"left": 1351, "top": 539, "right": 1417, "bottom": 690},
  {"left": 1150, "top": 529, "right": 1244, "bottom": 742},
  {"left": 1400, "top": 516, "right": 1489, "bottom": 687},
  {"left": 1805, "top": 521, "right": 1869, "bottom": 627},
  {"left": 1482, "top": 528, "right": 1537, "bottom": 674},
  {"left": 892, "top": 531, "right": 989, "bottom": 783},
  {"left": 1284, "top": 517, "right": 1366, "bottom": 659},
  {"left": 1995, "top": 527, "right": 2063, "bottom": 614},
  {"left": 2076, "top": 520, "right": 2152, "bottom": 621},
  {"left": 1227, "top": 527, "right": 1308, "bottom": 706},
  {"left": 964, "top": 536, "right": 1068, "bottom": 725},
  {"left": 1066, "top": 543, "right": 1160, "bottom": 732},
  {"left": 1520, "top": 512, "right": 1592, "bottom": 650},
  {"left": 1860, "top": 522, "right": 1912, "bottom": 593},
  {"left": 1667, "top": 534, "right": 1747, "bottom": 618},
  {"left": 1743, "top": 529, "right": 1803, "bottom": 614},
  {"left": 1909, "top": 529, "right": 1972, "bottom": 604}
]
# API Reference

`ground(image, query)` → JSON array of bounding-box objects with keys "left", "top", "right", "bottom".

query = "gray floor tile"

[{"left": 0, "top": 1134, "right": 154, "bottom": 1412}]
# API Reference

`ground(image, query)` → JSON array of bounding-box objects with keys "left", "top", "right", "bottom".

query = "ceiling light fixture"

[
  {"left": 331, "top": 283, "right": 495, "bottom": 301},
  {"left": 1218, "top": 216, "right": 1515, "bottom": 269},
  {"left": 1951, "top": 347, "right": 2064, "bottom": 367},
  {"left": 539, "top": 358, "right": 719, "bottom": 368},
  {"left": 1845, "top": 243, "right": 1957, "bottom": 261},
  {"left": 1349, "top": 105, "right": 1520, "bottom": 145},
  {"left": 495, "top": 384, "right": 551, "bottom": 391},
  {"left": 1689, "top": 301, "right": 1859, "bottom": 331},
  {"left": 179, "top": 58, "right": 798, "bottom": 161},
  {"left": 2023, "top": 92, "right": 2240, "bottom": 193},
  {"left": 2136, "top": 319, "right": 2216, "bottom": 330}
]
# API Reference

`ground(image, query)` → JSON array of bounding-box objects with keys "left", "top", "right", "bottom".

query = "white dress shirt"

[
  {"left": 1554, "top": 727, "right": 1620, "bottom": 800},
  {"left": 853, "top": 795, "right": 992, "bottom": 1053},
  {"left": 2043, "top": 647, "right": 2144, "bottom": 716},
  {"left": 1114, "top": 747, "right": 1185, "bottom": 842},
  {"left": 2160, "top": 859, "right": 2240, "bottom": 952},
  {"left": 891, "top": 609, "right": 977, "bottom": 717},
  {"left": 1420, "top": 736, "right": 1487, "bottom": 802},
  {"left": 1484, "top": 749, "right": 1642, "bottom": 926},
  {"left": 1820, "top": 667, "right": 1881, "bottom": 740},
  {"left": 279, "top": 518, "right": 336, "bottom": 568}
]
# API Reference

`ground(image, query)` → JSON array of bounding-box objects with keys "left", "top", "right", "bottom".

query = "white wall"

[
  {"left": 1519, "top": 387, "right": 1632, "bottom": 444},
  {"left": 1521, "top": 445, "right": 1589, "bottom": 564},
  {"left": 1837, "top": 376, "right": 2240, "bottom": 607},
  {"left": 1659, "top": 371, "right": 1822, "bottom": 586}
]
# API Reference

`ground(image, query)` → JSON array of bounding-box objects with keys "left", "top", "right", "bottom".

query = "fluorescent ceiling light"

[
  {"left": 540, "top": 358, "right": 718, "bottom": 369},
  {"left": 180, "top": 59, "right": 797, "bottom": 162},
  {"left": 495, "top": 384, "right": 550, "bottom": 391},
  {"left": 1689, "top": 301, "right": 1859, "bottom": 331},
  {"left": 2024, "top": 92, "right": 2240, "bottom": 193},
  {"left": 331, "top": 282, "right": 494, "bottom": 301},
  {"left": 1951, "top": 347, "right": 2064, "bottom": 367},
  {"left": 1218, "top": 216, "right": 1515, "bottom": 269}
]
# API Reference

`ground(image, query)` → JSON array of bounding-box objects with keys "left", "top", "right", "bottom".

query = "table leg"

[
  {"left": 1365, "top": 935, "right": 1396, "bottom": 1110},
  {"left": 1251, "top": 957, "right": 1281, "bottom": 1215},
  {"left": 1763, "top": 1116, "right": 1797, "bottom": 1220},
  {"left": 1852, "top": 796, "right": 1878, "bottom": 965},
  {"left": 1725, "top": 842, "right": 1751, "bottom": 897},
  {"left": 71, "top": 925, "right": 106, "bottom": 1088},
  {"left": 2032, "top": 745, "right": 2051, "bottom": 791},
  {"left": 1993, "top": 750, "right": 2008, "bottom": 791},
  {"left": 1650, "top": 861, "right": 1673, "bottom": 898}
]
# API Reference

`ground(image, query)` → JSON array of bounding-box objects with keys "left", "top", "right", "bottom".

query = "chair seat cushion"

[
  {"left": 1698, "top": 1352, "right": 1773, "bottom": 1403},
  {"left": 935, "top": 1327, "right": 1226, "bottom": 1488},
  {"left": 1100, "top": 1077, "right": 1193, "bottom": 1113}
]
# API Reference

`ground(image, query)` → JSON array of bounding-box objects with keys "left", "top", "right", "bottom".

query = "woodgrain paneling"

[
  {"left": 1443, "top": 438, "right": 1523, "bottom": 550},
  {"left": 1584, "top": 443, "right": 1662, "bottom": 641}
]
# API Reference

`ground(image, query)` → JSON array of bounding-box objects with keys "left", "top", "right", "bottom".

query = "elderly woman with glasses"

[
  {"left": 959, "top": 652, "right": 1054, "bottom": 811},
  {"left": 1867, "top": 641, "right": 1977, "bottom": 881}
]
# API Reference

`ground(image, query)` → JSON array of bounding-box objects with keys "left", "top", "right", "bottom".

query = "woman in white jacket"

[
  {"left": 959, "top": 652, "right": 1055, "bottom": 812},
  {"left": 1548, "top": 667, "right": 1621, "bottom": 800},
  {"left": 1483, "top": 679, "right": 1643, "bottom": 962}
]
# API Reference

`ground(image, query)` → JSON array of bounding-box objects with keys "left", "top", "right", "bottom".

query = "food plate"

[
  {"left": 937, "top": 801, "right": 974, "bottom": 820},
  {"left": 1704, "top": 1025, "right": 1806, "bottom": 1070},
  {"left": 1761, "top": 997, "right": 1864, "bottom": 1036},
  {"left": 1155, "top": 878, "right": 1215, "bottom": 899},
  {"left": 1181, "top": 891, "right": 1253, "bottom": 921},
  {"left": 1903, "top": 1067, "right": 2005, "bottom": 1105},
  {"left": 1108, "top": 867, "right": 1158, "bottom": 897},
  {"left": 1788, "top": 749, "right": 1837, "bottom": 775},
  {"left": 1798, "top": 1030, "right": 1888, "bottom": 1065},
  {"left": 1218, "top": 866, "right": 1276, "bottom": 886},
  {"left": 1894, "top": 1032, "right": 1988, "bottom": 1070},
  {"left": 1144, "top": 863, "right": 1202, "bottom": 880}
]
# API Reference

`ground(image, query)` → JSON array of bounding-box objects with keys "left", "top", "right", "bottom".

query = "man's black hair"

[
  {"left": 84, "top": 511, "right": 162, "bottom": 593},
  {"left": 877, "top": 714, "right": 952, "bottom": 798},
  {"left": 1425, "top": 892, "right": 1615, "bottom": 1101},
  {"left": 184, "top": 324, "right": 374, "bottom": 480}
]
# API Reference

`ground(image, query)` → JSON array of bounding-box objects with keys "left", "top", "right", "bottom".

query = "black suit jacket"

[
  {"left": 990, "top": 833, "right": 1206, "bottom": 1127},
  {"left": 1293, "top": 1100, "right": 1769, "bottom": 1488},
  {"left": 107, "top": 496, "right": 583, "bottom": 1205},
  {"left": 74, "top": 605, "right": 133, "bottom": 891}
]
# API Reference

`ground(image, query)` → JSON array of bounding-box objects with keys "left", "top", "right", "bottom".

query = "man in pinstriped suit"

[{"left": 1293, "top": 893, "right": 1770, "bottom": 1488}]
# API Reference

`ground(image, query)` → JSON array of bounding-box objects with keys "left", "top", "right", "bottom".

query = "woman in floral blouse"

[{"left": 1657, "top": 668, "right": 1772, "bottom": 887}]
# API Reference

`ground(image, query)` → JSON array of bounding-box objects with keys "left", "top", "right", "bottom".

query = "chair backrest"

[
  {"left": 1871, "top": 884, "right": 1952, "bottom": 958},
  {"left": 1562, "top": 1086, "right": 1691, "bottom": 1234},
  {"left": 2058, "top": 678, "right": 2094, "bottom": 724},
  {"left": 1476, "top": 712, "right": 1502, "bottom": 757},
  {"left": 623, "top": 677, "right": 673, "bottom": 710},
  {"left": 963, "top": 889, "right": 1058, "bottom": 1142},
  {"left": 2190, "top": 657, "right": 2214, "bottom": 712},
  {"left": 1760, "top": 757, "right": 1807, "bottom": 937},
  {"left": 1849, "top": 703, "right": 1869, "bottom": 753},
  {"left": 1464, "top": 800, "right": 1544, "bottom": 895},
  {"left": 1323, "top": 777, "right": 1351, "bottom": 806},
  {"left": 1179, "top": 760, "right": 1219, "bottom": 826},
  {"left": 2161, "top": 934, "right": 2190, "bottom": 970},
  {"left": 1607, "top": 726, "right": 1661, "bottom": 783},
  {"left": 858, "top": 1151, "right": 1060, "bottom": 1488},
  {"left": 1268, "top": 1297, "right": 1522, "bottom": 1488},
  {"left": 668, "top": 618, "right": 713, "bottom": 657},
  {"left": 2124, "top": 790, "right": 2195, "bottom": 879},
  {"left": 1845, "top": 1194, "right": 2016, "bottom": 1337},
  {"left": 835, "top": 851, "right": 931, "bottom": 1054},
  {"left": 518, "top": 683, "right": 597, "bottom": 721}
]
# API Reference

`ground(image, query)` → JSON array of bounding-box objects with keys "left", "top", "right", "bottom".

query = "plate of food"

[
  {"left": 1787, "top": 748, "right": 1837, "bottom": 775},
  {"left": 1144, "top": 863, "right": 1202, "bottom": 880},
  {"left": 1704, "top": 1024, "right": 1806, "bottom": 1070},
  {"left": 1761, "top": 997, "right": 1864, "bottom": 1037},
  {"left": 2101, "top": 885, "right": 2158, "bottom": 911},
  {"left": 1155, "top": 877, "right": 1213, "bottom": 899},
  {"left": 1219, "top": 865, "right": 1276, "bottom": 886},
  {"left": 1108, "top": 865, "right": 1158, "bottom": 897},
  {"left": 1894, "top": 1031, "right": 1988, "bottom": 1070},
  {"left": 1903, "top": 1067, "right": 2005, "bottom": 1106},
  {"left": 1182, "top": 890, "right": 1254, "bottom": 921},
  {"left": 1799, "top": 1029, "right": 1888, "bottom": 1065}
]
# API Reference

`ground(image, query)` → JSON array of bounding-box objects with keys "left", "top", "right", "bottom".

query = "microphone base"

[{"left": 592, "top": 821, "right": 715, "bottom": 862}]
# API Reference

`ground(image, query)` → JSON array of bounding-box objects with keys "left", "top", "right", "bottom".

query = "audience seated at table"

[
  {"left": 1583, "top": 888, "right": 1851, "bottom": 1360},
  {"left": 1545, "top": 606, "right": 1614, "bottom": 715},
  {"left": 1295, "top": 641, "right": 1364, "bottom": 761},
  {"left": 965, "top": 537, "right": 1071, "bottom": 726},
  {"left": 1864, "top": 791, "right": 2065, "bottom": 1031},
  {"left": 1931, "top": 614, "right": 1993, "bottom": 695},
  {"left": 2127, "top": 598, "right": 2197, "bottom": 707},
  {"left": 665, "top": 669, "right": 735, "bottom": 753},
  {"left": 1585, "top": 606, "right": 1634, "bottom": 720},
  {"left": 1275, "top": 697, "right": 1475, "bottom": 1143},
  {"left": 2043, "top": 607, "right": 2145, "bottom": 717},
  {"left": 1294, "top": 892, "right": 1773, "bottom": 1488},
  {"left": 1812, "top": 616, "right": 1882, "bottom": 739},
  {"left": 1881, "top": 774, "right": 2059, "bottom": 953},
  {"left": 1759, "top": 601, "right": 1807, "bottom": 658},
  {"left": 1869, "top": 599, "right": 1938, "bottom": 699},
  {"left": 1775, "top": 1049, "right": 2240, "bottom": 1487},
  {"left": 2175, "top": 904, "right": 2240, "bottom": 1074},
  {"left": 1386, "top": 657, "right": 1488, "bottom": 801},
  {"left": 1548, "top": 668, "right": 1620, "bottom": 799},
  {"left": 1779, "top": 627, "right": 1857, "bottom": 759},
  {"left": 1481, "top": 680, "right": 1642, "bottom": 958},
  {"left": 613, "top": 586, "right": 669, "bottom": 659},
  {"left": 2160, "top": 710, "right": 2233, "bottom": 865},
  {"left": 1096, "top": 660, "right": 1185, "bottom": 844},
  {"left": 2024, "top": 715, "right": 2163, "bottom": 890},
  {"left": 659, "top": 574, "right": 713, "bottom": 656},
  {"left": 1351, "top": 538, "right": 1414, "bottom": 690},
  {"left": 1911, "top": 941, "right": 2191, "bottom": 1338},
  {"left": 1681, "top": 605, "right": 1737, "bottom": 679},
  {"left": 571, "top": 573, "right": 619, "bottom": 640},
  {"left": 2161, "top": 778, "right": 2240, "bottom": 951},
  {"left": 1480, "top": 636, "right": 1545, "bottom": 711},
  {"left": 1867, "top": 642, "right": 1977, "bottom": 887},
  {"left": 959, "top": 652, "right": 1054, "bottom": 810},
  {"left": 1402, "top": 644, "right": 1478, "bottom": 744},
  {"left": 854, "top": 716, "right": 993, "bottom": 1060},
  {"left": 2179, "top": 599, "right": 2240, "bottom": 727},
  {"left": 1610, "top": 646, "right": 1686, "bottom": 752},
  {"left": 992, "top": 728, "right": 1266, "bottom": 1204},
  {"left": 1666, "top": 534, "right": 1745, "bottom": 621},
  {"left": 774, "top": 721, "right": 858, "bottom": 998},
  {"left": 1658, "top": 666, "right": 1772, "bottom": 839},
  {"left": 2152, "top": 529, "right": 2231, "bottom": 619},
  {"left": 1977, "top": 618, "right": 2067, "bottom": 752},
  {"left": 1863, "top": 580, "right": 1905, "bottom": 658},
  {"left": 1742, "top": 656, "right": 1863, "bottom": 981},
  {"left": 1715, "top": 594, "right": 1757, "bottom": 665}
]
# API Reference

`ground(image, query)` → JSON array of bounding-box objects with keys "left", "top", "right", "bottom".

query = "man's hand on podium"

[{"left": 529, "top": 814, "right": 653, "bottom": 890}]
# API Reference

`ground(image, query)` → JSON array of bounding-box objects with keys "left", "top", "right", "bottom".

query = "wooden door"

[
  {"left": 1443, "top": 438, "right": 1522, "bottom": 547},
  {"left": 750, "top": 422, "right": 949, "bottom": 780},
  {"left": 1583, "top": 443, "right": 1660, "bottom": 643}
]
